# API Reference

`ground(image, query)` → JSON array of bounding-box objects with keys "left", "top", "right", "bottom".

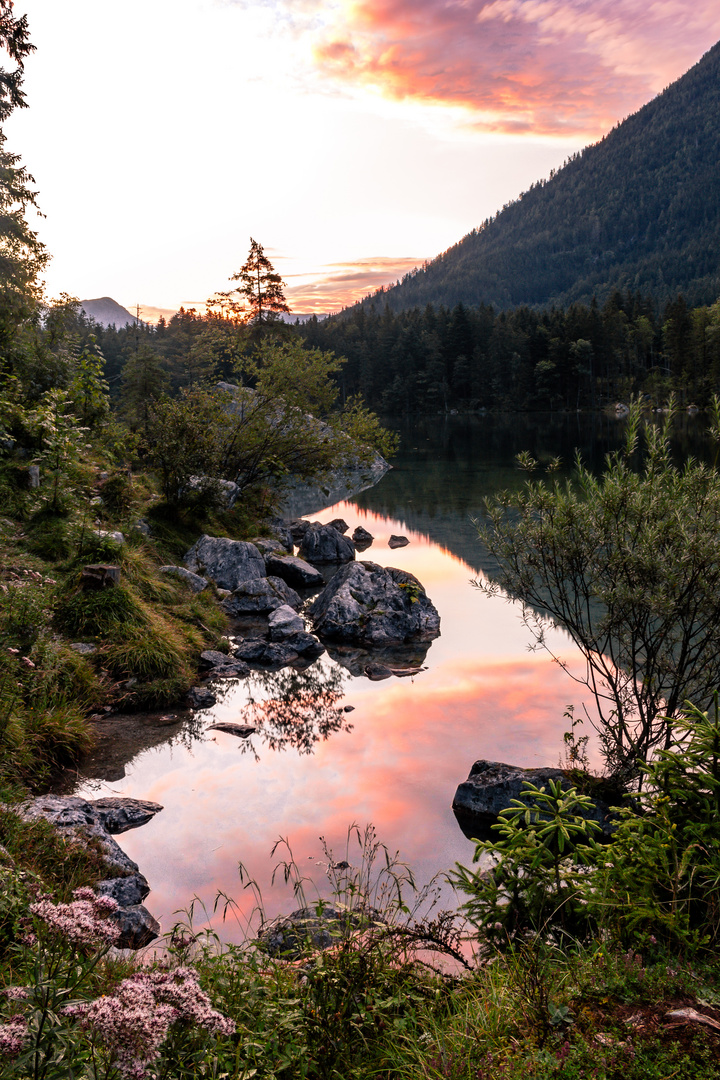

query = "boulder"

[
  {"left": 184, "top": 535, "right": 265, "bottom": 592},
  {"left": 111, "top": 905, "right": 161, "bottom": 950},
  {"left": 95, "top": 873, "right": 149, "bottom": 906},
  {"left": 207, "top": 722, "right": 256, "bottom": 739},
  {"left": 266, "top": 518, "right": 294, "bottom": 552},
  {"left": 11, "top": 795, "right": 163, "bottom": 949},
  {"left": 158, "top": 565, "right": 208, "bottom": 593},
  {"left": 221, "top": 575, "right": 301, "bottom": 615},
  {"left": 199, "top": 650, "right": 251, "bottom": 678},
  {"left": 352, "top": 525, "right": 374, "bottom": 549},
  {"left": 328, "top": 517, "right": 349, "bottom": 534},
  {"left": 452, "top": 759, "right": 617, "bottom": 839},
  {"left": 199, "top": 649, "right": 232, "bottom": 669},
  {"left": 388, "top": 534, "right": 409, "bottom": 549},
  {"left": 80, "top": 564, "right": 121, "bottom": 589},
  {"left": 188, "top": 686, "right": 217, "bottom": 709},
  {"left": 258, "top": 904, "right": 384, "bottom": 959},
  {"left": 250, "top": 538, "right": 287, "bottom": 556},
  {"left": 286, "top": 518, "right": 312, "bottom": 544},
  {"left": 282, "top": 632, "right": 325, "bottom": 660},
  {"left": 298, "top": 523, "right": 356, "bottom": 565},
  {"left": 93, "top": 529, "right": 125, "bottom": 545},
  {"left": 309, "top": 561, "right": 441, "bottom": 646},
  {"left": 234, "top": 640, "right": 299, "bottom": 667},
  {"left": 69, "top": 642, "right": 97, "bottom": 656},
  {"left": 265, "top": 553, "right": 325, "bottom": 589},
  {"left": 268, "top": 604, "right": 305, "bottom": 639}
]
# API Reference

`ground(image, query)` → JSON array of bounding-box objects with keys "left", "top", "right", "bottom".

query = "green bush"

[
  {"left": 587, "top": 698, "right": 720, "bottom": 951},
  {"left": 53, "top": 584, "right": 144, "bottom": 638}
]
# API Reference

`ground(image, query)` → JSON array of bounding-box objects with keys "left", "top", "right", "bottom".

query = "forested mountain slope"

[{"left": 352, "top": 40, "right": 720, "bottom": 315}]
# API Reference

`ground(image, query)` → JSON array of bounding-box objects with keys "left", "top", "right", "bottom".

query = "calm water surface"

[{"left": 71, "top": 413, "right": 705, "bottom": 940}]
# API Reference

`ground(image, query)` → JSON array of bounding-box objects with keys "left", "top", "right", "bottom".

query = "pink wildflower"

[
  {"left": 2, "top": 988, "right": 29, "bottom": 1001},
  {"left": 64, "top": 967, "right": 234, "bottom": 1079},
  {"left": 30, "top": 887, "right": 120, "bottom": 946},
  {"left": 7, "top": 647, "right": 19, "bottom": 655},
  {"left": 0, "top": 1015, "right": 29, "bottom": 1059}
]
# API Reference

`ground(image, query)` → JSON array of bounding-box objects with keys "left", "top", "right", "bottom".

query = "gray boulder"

[
  {"left": 298, "top": 523, "right": 356, "bottom": 565},
  {"left": 309, "top": 561, "right": 441, "bottom": 646},
  {"left": 259, "top": 904, "right": 384, "bottom": 959},
  {"left": 268, "top": 604, "right": 305, "bottom": 639},
  {"left": 286, "top": 518, "right": 312, "bottom": 544},
  {"left": 95, "top": 873, "right": 149, "bottom": 907},
  {"left": 266, "top": 518, "right": 294, "bottom": 552},
  {"left": 199, "top": 650, "right": 251, "bottom": 678},
  {"left": 188, "top": 686, "right": 216, "bottom": 709},
  {"left": 452, "top": 759, "right": 617, "bottom": 839},
  {"left": 250, "top": 538, "right": 287, "bottom": 557},
  {"left": 282, "top": 632, "right": 325, "bottom": 659},
  {"left": 234, "top": 640, "right": 299, "bottom": 666},
  {"left": 11, "top": 796, "right": 163, "bottom": 949},
  {"left": 265, "top": 553, "right": 325, "bottom": 589},
  {"left": 184, "top": 535, "right": 265, "bottom": 591},
  {"left": 388, "top": 534, "right": 409, "bottom": 549},
  {"left": 221, "top": 575, "right": 301, "bottom": 615},
  {"left": 352, "top": 525, "right": 374, "bottom": 549},
  {"left": 111, "top": 905, "right": 161, "bottom": 950},
  {"left": 328, "top": 518, "right": 349, "bottom": 534},
  {"left": 159, "top": 565, "right": 208, "bottom": 593}
]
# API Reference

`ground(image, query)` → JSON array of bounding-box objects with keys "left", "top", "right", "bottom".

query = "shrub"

[{"left": 53, "top": 584, "right": 143, "bottom": 638}]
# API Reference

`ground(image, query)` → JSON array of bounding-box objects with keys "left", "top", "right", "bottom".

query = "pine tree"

[
  {"left": 0, "top": 1, "right": 47, "bottom": 352},
  {"left": 229, "top": 238, "right": 289, "bottom": 327}
]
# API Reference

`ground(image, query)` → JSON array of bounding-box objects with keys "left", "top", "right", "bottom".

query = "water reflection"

[
  {"left": 327, "top": 642, "right": 432, "bottom": 679},
  {"left": 227, "top": 658, "right": 352, "bottom": 756}
]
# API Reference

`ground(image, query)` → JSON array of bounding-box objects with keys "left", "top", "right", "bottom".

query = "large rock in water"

[
  {"left": 298, "top": 523, "right": 356, "bottom": 564},
  {"left": 452, "top": 760, "right": 617, "bottom": 839},
  {"left": 184, "top": 535, "right": 265, "bottom": 591},
  {"left": 220, "top": 575, "right": 301, "bottom": 615},
  {"left": 309, "top": 561, "right": 440, "bottom": 646},
  {"left": 264, "top": 553, "right": 325, "bottom": 589}
]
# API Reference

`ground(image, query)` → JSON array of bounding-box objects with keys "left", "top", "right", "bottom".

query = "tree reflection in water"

[{"left": 237, "top": 658, "right": 351, "bottom": 756}]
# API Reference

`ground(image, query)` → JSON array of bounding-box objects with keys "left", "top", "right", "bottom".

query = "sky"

[{"left": 6, "top": 0, "right": 720, "bottom": 319}]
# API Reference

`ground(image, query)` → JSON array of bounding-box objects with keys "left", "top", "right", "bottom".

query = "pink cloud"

[
  {"left": 305, "top": 0, "right": 720, "bottom": 136},
  {"left": 284, "top": 255, "right": 428, "bottom": 313}
]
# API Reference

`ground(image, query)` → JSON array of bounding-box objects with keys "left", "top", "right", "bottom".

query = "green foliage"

[
  {"left": 31, "top": 388, "right": 91, "bottom": 512},
  {"left": 336, "top": 392, "right": 400, "bottom": 458},
  {"left": 450, "top": 781, "right": 600, "bottom": 944},
  {"left": 587, "top": 698, "right": 720, "bottom": 951},
  {"left": 68, "top": 336, "right": 110, "bottom": 427},
  {"left": 25, "top": 507, "right": 72, "bottom": 561},
  {"left": 53, "top": 583, "right": 143, "bottom": 638},
  {"left": 479, "top": 399, "right": 720, "bottom": 779}
]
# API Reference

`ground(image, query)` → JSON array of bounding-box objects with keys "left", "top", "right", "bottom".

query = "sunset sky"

[{"left": 7, "top": 1, "right": 720, "bottom": 318}]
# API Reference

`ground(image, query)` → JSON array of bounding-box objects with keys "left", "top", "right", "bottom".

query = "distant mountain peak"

[{"left": 80, "top": 297, "right": 139, "bottom": 327}]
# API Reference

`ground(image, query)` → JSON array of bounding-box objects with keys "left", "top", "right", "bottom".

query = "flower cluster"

[
  {"left": 64, "top": 966, "right": 235, "bottom": 1079},
  {"left": 30, "top": 886, "right": 120, "bottom": 946},
  {"left": 0, "top": 1014, "right": 28, "bottom": 1059}
]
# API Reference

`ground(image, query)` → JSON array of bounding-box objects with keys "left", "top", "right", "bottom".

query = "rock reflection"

[
  {"left": 326, "top": 641, "right": 433, "bottom": 680},
  {"left": 233, "top": 658, "right": 352, "bottom": 755}
]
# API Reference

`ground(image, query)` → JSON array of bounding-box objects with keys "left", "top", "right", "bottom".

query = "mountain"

[
  {"left": 80, "top": 297, "right": 139, "bottom": 327},
  {"left": 351, "top": 41, "right": 720, "bottom": 316}
]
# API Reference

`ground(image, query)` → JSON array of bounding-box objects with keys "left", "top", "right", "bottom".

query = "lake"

[{"left": 68, "top": 411, "right": 704, "bottom": 941}]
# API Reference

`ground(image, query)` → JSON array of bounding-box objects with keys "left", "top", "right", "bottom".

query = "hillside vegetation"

[{"left": 349, "top": 41, "right": 720, "bottom": 316}]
